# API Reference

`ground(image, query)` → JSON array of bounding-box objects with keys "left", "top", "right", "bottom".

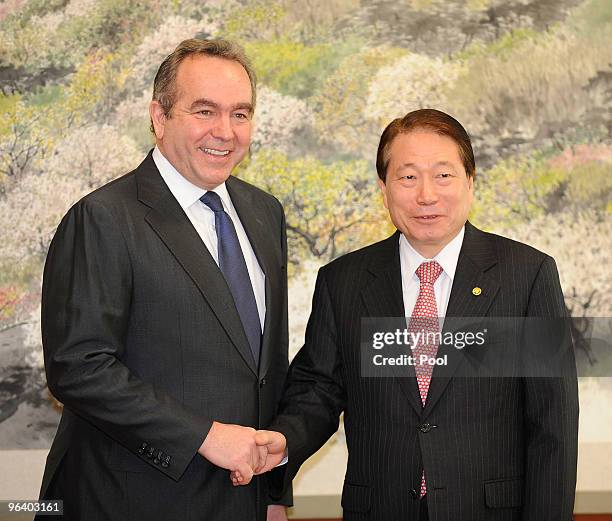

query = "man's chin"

[{"left": 182, "top": 167, "right": 232, "bottom": 190}]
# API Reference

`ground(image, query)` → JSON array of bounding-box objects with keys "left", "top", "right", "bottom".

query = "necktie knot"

[
  {"left": 416, "top": 261, "right": 443, "bottom": 285},
  {"left": 200, "top": 191, "right": 224, "bottom": 213}
]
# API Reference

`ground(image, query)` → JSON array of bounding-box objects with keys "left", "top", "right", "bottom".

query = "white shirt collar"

[
  {"left": 152, "top": 146, "right": 232, "bottom": 211},
  {"left": 399, "top": 225, "right": 465, "bottom": 282}
]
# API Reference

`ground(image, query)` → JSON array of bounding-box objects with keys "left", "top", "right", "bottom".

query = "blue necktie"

[{"left": 200, "top": 191, "right": 261, "bottom": 365}]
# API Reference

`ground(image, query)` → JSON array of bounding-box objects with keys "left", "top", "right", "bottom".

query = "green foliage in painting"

[
  {"left": 565, "top": 161, "right": 612, "bottom": 213},
  {"left": 0, "top": 0, "right": 610, "bottom": 328},
  {"left": 313, "top": 46, "right": 407, "bottom": 156},
  {"left": 0, "top": 47, "right": 130, "bottom": 191},
  {"left": 456, "top": 27, "right": 539, "bottom": 61},
  {"left": 0, "top": 94, "right": 21, "bottom": 137},
  {"left": 0, "top": 0, "right": 167, "bottom": 71},
  {"left": 568, "top": 0, "right": 612, "bottom": 35},
  {"left": 449, "top": 29, "right": 612, "bottom": 169},
  {"left": 244, "top": 38, "right": 360, "bottom": 99},
  {"left": 63, "top": 50, "right": 130, "bottom": 120},
  {"left": 224, "top": 0, "right": 287, "bottom": 41},
  {"left": 240, "top": 150, "right": 390, "bottom": 270},
  {"left": 471, "top": 154, "right": 567, "bottom": 228},
  {"left": 471, "top": 145, "right": 612, "bottom": 229}
]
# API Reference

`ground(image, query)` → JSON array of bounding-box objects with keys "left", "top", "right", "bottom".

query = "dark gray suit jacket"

[
  {"left": 39, "top": 152, "right": 290, "bottom": 520},
  {"left": 271, "top": 222, "right": 578, "bottom": 521}
]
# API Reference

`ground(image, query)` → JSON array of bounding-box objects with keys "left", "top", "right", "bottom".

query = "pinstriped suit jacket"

[{"left": 271, "top": 222, "right": 578, "bottom": 521}]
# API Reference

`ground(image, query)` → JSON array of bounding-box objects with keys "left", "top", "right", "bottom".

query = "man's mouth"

[
  {"left": 201, "top": 147, "right": 230, "bottom": 157},
  {"left": 415, "top": 215, "right": 441, "bottom": 220}
]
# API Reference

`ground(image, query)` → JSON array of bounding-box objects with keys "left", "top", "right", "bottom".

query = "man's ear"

[
  {"left": 150, "top": 100, "right": 166, "bottom": 140},
  {"left": 378, "top": 178, "right": 389, "bottom": 209}
]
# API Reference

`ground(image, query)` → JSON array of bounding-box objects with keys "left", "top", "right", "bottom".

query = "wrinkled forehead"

[
  {"left": 174, "top": 55, "right": 254, "bottom": 106},
  {"left": 387, "top": 130, "right": 464, "bottom": 168}
]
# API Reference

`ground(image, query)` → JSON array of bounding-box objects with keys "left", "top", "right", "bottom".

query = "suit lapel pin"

[{"left": 472, "top": 287, "right": 482, "bottom": 296}]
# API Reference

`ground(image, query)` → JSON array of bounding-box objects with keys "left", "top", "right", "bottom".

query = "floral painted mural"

[{"left": 0, "top": 0, "right": 610, "bottom": 448}]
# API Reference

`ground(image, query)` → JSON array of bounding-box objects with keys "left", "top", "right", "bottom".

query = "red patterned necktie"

[{"left": 408, "top": 260, "right": 443, "bottom": 498}]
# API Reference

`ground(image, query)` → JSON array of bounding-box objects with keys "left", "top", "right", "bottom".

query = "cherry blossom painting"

[{"left": 0, "top": 0, "right": 610, "bottom": 448}]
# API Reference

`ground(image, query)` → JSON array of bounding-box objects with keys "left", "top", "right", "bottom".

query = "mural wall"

[{"left": 0, "top": 0, "right": 610, "bottom": 449}]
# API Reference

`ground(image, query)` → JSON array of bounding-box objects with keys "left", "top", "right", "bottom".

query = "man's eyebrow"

[
  {"left": 234, "top": 102, "right": 254, "bottom": 114},
  {"left": 396, "top": 162, "right": 420, "bottom": 173},
  {"left": 432, "top": 161, "right": 456, "bottom": 169},
  {"left": 189, "top": 98, "right": 218, "bottom": 110},
  {"left": 189, "top": 98, "right": 253, "bottom": 113}
]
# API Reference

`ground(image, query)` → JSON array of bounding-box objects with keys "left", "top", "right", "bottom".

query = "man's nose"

[
  {"left": 416, "top": 177, "right": 438, "bottom": 205},
  {"left": 211, "top": 114, "right": 233, "bottom": 141}
]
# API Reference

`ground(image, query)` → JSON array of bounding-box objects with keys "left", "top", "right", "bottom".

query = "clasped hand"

[{"left": 198, "top": 421, "right": 286, "bottom": 485}]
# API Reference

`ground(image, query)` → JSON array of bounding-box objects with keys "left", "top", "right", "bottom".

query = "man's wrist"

[{"left": 198, "top": 421, "right": 218, "bottom": 457}]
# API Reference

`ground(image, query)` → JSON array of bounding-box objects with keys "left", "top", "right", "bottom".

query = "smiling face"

[
  {"left": 150, "top": 54, "right": 253, "bottom": 190},
  {"left": 379, "top": 130, "right": 474, "bottom": 258}
]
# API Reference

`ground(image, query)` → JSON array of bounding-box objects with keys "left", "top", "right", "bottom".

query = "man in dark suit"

[
  {"left": 249, "top": 109, "right": 579, "bottom": 520},
  {"left": 39, "top": 39, "right": 290, "bottom": 521}
]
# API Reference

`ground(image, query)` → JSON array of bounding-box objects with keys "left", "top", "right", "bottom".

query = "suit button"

[
  {"left": 409, "top": 489, "right": 418, "bottom": 499},
  {"left": 161, "top": 455, "right": 171, "bottom": 468},
  {"left": 419, "top": 423, "right": 437, "bottom": 433},
  {"left": 137, "top": 442, "right": 147, "bottom": 455},
  {"left": 153, "top": 450, "right": 163, "bottom": 465},
  {"left": 259, "top": 378, "right": 266, "bottom": 388}
]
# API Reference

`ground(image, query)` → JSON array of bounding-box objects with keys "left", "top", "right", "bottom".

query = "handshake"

[{"left": 198, "top": 421, "right": 287, "bottom": 485}]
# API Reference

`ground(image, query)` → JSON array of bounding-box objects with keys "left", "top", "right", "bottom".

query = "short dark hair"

[
  {"left": 152, "top": 38, "right": 256, "bottom": 122},
  {"left": 376, "top": 108, "right": 476, "bottom": 182}
]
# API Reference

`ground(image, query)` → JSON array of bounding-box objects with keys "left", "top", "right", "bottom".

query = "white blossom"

[
  {"left": 128, "top": 16, "right": 221, "bottom": 93},
  {"left": 252, "top": 86, "right": 314, "bottom": 153},
  {"left": 287, "top": 259, "right": 320, "bottom": 360},
  {"left": 113, "top": 89, "right": 153, "bottom": 130},
  {"left": 46, "top": 124, "right": 141, "bottom": 188},
  {"left": 0, "top": 125, "right": 140, "bottom": 265},
  {"left": 64, "top": 0, "right": 98, "bottom": 18},
  {"left": 0, "top": 169, "right": 83, "bottom": 265},
  {"left": 365, "top": 53, "right": 463, "bottom": 128},
  {"left": 30, "top": 11, "right": 64, "bottom": 33},
  {"left": 23, "top": 304, "right": 43, "bottom": 369},
  {"left": 499, "top": 210, "right": 612, "bottom": 317}
]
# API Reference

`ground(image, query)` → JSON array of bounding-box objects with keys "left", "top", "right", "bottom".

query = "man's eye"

[
  {"left": 438, "top": 172, "right": 452, "bottom": 178},
  {"left": 400, "top": 175, "right": 416, "bottom": 180},
  {"left": 198, "top": 110, "right": 213, "bottom": 116},
  {"left": 234, "top": 112, "right": 249, "bottom": 120}
]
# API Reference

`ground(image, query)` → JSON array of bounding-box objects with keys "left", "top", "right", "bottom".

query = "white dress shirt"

[
  {"left": 399, "top": 226, "right": 465, "bottom": 319},
  {"left": 152, "top": 146, "right": 266, "bottom": 331}
]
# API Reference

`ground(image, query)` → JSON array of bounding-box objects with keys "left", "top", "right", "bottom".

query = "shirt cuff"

[{"left": 276, "top": 451, "right": 288, "bottom": 467}]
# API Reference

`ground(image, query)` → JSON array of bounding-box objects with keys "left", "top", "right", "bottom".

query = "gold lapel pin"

[{"left": 472, "top": 287, "right": 482, "bottom": 296}]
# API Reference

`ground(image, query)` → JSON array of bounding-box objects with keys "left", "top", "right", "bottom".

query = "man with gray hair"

[{"left": 38, "top": 39, "right": 290, "bottom": 521}]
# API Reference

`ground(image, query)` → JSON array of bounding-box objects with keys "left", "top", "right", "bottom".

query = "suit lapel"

[
  {"left": 422, "top": 222, "right": 500, "bottom": 418},
  {"left": 360, "top": 232, "right": 424, "bottom": 417},
  {"left": 136, "top": 154, "right": 258, "bottom": 375},
  {"left": 226, "top": 177, "right": 280, "bottom": 378}
]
